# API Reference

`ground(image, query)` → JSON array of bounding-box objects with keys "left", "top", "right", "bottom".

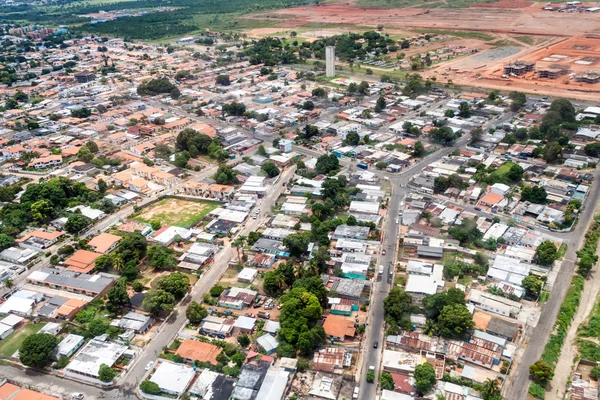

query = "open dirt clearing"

[
  {"left": 248, "top": 1, "right": 600, "bottom": 37},
  {"left": 134, "top": 198, "right": 218, "bottom": 228}
]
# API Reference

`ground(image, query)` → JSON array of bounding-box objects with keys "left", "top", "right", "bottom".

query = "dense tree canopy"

[
  {"left": 521, "top": 185, "right": 547, "bottom": 204},
  {"left": 186, "top": 301, "right": 208, "bottom": 324},
  {"left": 142, "top": 289, "right": 176, "bottom": 315},
  {"left": 278, "top": 286, "right": 326, "bottom": 356},
  {"left": 155, "top": 272, "right": 190, "bottom": 299},
  {"left": 137, "top": 78, "right": 176, "bottom": 96},
  {"left": 535, "top": 240, "right": 558, "bottom": 266},
  {"left": 414, "top": 362, "right": 437, "bottom": 395},
  {"left": 19, "top": 333, "right": 57, "bottom": 368}
]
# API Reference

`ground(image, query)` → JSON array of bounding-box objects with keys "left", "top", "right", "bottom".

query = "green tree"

[
  {"left": 210, "top": 285, "right": 225, "bottom": 297},
  {"left": 19, "top": 333, "right": 58, "bottom": 368},
  {"left": 383, "top": 287, "right": 412, "bottom": 325},
  {"left": 414, "top": 362, "right": 437, "bottom": 395},
  {"left": 86, "top": 141, "right": 99, "bottom": 153},
  {"left": 140, "top": 380, "right": 161, "bottom": 395},
  {"left": 508, "top": 91, "right": 527, "bottom": 111},
  {"left": 97, "top": 178, "right": 108, "bottom": 194},
  {"left": 155, "top": 272, "right": 190, "bottom": 299},
  {"left": 186, "top": 301, "right": 208, "bottom": 324},
  {"left": 142, "top": 289, "right": 176, "bottom": 315},
  {"left": 437, "top": 304, "right": 474, "bottom": 338},
  {"left": 481, "top": 378, "right": 501, "bottom": 400},
  {"left": 380, "top": 372, "right": 395, "bottom": 390},
  {"left": 261, "top": 161, "right": 280, "bottom": 178},
  {"left": 77, "top": 146, "right": 94, "bottom": 163},
  {"left": 283, "top": 232, "right": 311, "bottom": 257},
  {"left": 238, "top": 334, "right": 250, "bottom": 347},
  {"left": 521, "top": 185, "right": 547, "bottom": 204},
  {"left": 345, "top": 131, "right": 360, "bottom": 146},
  {"left": 522, "top": 274, "right": 543, "bottom": 297},
  {"left": 147, "top": 244, "right": 177, "bottom": 270},
  {"left": 506, "top": 164, "right": 524, "bottom": 181},
  {"left": 31, "top": 199, "right": 54, "bottom": 224},
  {"left": 535, "top": 240, "right": 558, "bottom": 266},
  {"left": 263, "top": 270, "right": 285, "bottom": 296},
  {"left": 549, "top": 98, "right": 576, "bottom": 123},
  {"left": 150, "top": 220, "right": 161, "bottom": 231},
  {"left": 88, "top": 318, "right": 109, "bottom": 337},
  {"left": 71, "top": 107, "right": 92, "bottom": 118},
  {"left": 543, "top": 142, "right": 563, "bottom": 163},
  {"left": 530, "top": 360, "right": 553, "bottom": 382},
  {"left": 458, "top": 101, "right": 471, "bottom": 118},
  {"left": 315, "top": 154, "right": 340, "bottom": 175},
  {"left": 216, "top": 74, "right": 231, "bottom": 86},
  {"left": 98, "top": 364, "right": 116, "bottom": 382},
  {"left": 413, "top": 141, "right": 426, "bottom": 157},
  {"left": 65, "top": 213, "right": 92, "bottom": 234},
  {"left": 590, "top": 366, "right": 600, "bottom": 381},
  {"left": 375, "top": 161, "right": 387, "bottom": 170},
  {"left": 311, "top": 87, "right": 326, "bottom": 98},
  {"left": 106, "top": 280, "right": 130, "bottom": 313},
  {"left": 257, "top": 145, "right": 268, "bottom": 157}
]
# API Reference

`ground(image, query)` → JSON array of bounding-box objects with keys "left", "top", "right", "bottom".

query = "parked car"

[
  {"left": 224, "top": 310, "right": 233, "bottom": 316},
  {"left": 145, "top": 362, "right": 153, "bottom": 371},
  {"left": 353, "top": 387, "right": 359, "bottom": 399},
  {"left": 257, "top": 312, "right": 271, "bottom": 319},
  {"left": 71, "top": 394, "right": 85, "bottom": 400},
  {"left": 381, "top": 249, "right": 386, "bottom": 255},
  {"left": 373, "top": 341, "right": 378, "bottom": 349},
  {"left": 208, "top": 308, "right": 217, "bottom": 314}
]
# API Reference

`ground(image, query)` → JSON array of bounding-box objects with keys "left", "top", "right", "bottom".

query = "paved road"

[
  {"left": 0, "top": 363, "right": 127, "bottom": 400},
  {"left": 505, "top": 165, "right": 600, "bottom": 399},
  {"left": 356, "top": 134, "right": 473, "bottom": 400},
  {"left": 121, "top": 166, "right": 296, "bottom": 393}
]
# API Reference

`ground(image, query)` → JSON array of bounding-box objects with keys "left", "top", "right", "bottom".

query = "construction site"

[{"left": 424, "top": 34, "right": 600, "bottom": 101}]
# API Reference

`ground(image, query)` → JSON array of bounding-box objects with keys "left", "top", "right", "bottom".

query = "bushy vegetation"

[
  {"left": 528, "top": 274, "right": 585, "bottom": 398},
  {"left": 0, "top": 177, "right": 104, "bottom": 237}
]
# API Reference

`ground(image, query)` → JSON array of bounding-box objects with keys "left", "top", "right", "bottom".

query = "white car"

[
  {"left": 71, "top": 394, "right": 85, "bottom": 400},
  {"left": 145, "top": 361, "right": 154, "bottom": 371},
  {"left": 353, "top": 387, "right": 359, "bottom": 399}
]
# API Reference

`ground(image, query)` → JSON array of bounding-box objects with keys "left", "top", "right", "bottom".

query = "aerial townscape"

[{"left": 0, "top": 0, "right": 600, "bottom": 400}]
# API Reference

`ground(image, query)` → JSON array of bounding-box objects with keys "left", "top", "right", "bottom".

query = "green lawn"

[
  {"left": 133, "top": 198, "right": 219, "bottom": 228},
  {"left": 412, "top": 29, "right": 495, "bottom": 41},
  {"left": 0, "top": 322, "right": 45, "bottom": 357},
  {"left": 495, "top": 161, "right": 515, "bottom": 176}
]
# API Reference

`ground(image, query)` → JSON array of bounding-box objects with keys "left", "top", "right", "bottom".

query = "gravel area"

[{"left": 471, "top": 46, "right": 522, "bottom": 61}]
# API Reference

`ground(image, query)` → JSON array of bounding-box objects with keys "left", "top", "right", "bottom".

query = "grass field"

[
  {"left": 133, "top": 198, "right": 218, "bottom": 228},
  {"left": 0, "top": 322, "right": 45, "bottom": 357},
  {"left": 413, "top": 29, "right": 495, "bottom": 41}
]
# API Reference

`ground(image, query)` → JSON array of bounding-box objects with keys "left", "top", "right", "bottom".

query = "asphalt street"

[
  {"left": 505, "top": 165, "right": 600, "bottom": 399},
  {"left": 121, "top": 165, "right": 296, "bottom": 394}
]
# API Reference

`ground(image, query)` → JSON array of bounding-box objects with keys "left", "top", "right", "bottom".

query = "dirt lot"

[
  {"left": 247, "top": 1, "right": 600, "bottom": 37},
  {"left": 244, "top": 1, "right": 600, "bottom": 99},
  {"left": 133, "top": 198, "right": 218, "bottom": 228}
]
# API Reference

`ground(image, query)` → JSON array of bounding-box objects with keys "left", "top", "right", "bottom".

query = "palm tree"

[
  {"left": 112, "top": 255, "right": 124, "bottom": 273},
  {"left": 481, "top": 378, "right": 500, "bottom": 400},
  {"left": 423, "top": 320, "right": 437, "bottom": 336},
  {"left": 232, "top": 236, "right": 247, "bottom": 263}
]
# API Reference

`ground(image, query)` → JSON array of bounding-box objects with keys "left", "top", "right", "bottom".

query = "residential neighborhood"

[{"left": 0, "top": 22, "right": 599, "bottom": 400}]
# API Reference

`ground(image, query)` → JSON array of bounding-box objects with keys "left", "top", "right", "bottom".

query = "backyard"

[
  {"left": 133, "top": 198, "right": 219, "bottom": 228},
  {"left": 0, "top": 322, "right": 46, "bottom": 357}
]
